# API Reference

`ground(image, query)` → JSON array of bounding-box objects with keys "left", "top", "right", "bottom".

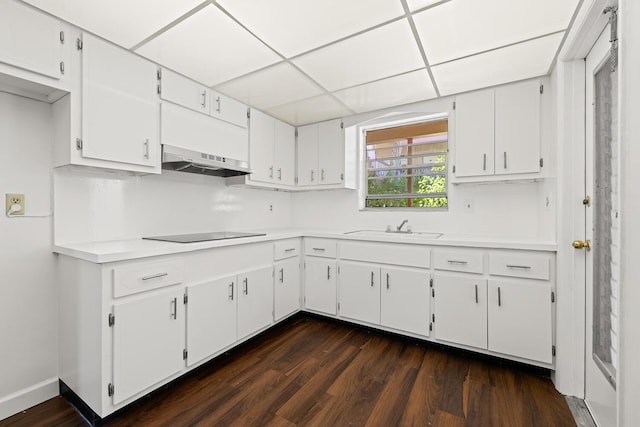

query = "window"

[{"left": 364, "top": 116, "right": 448, "bottom": 208}]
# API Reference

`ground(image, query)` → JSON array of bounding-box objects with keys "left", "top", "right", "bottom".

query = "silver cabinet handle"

[
  {"left": 313, "top": 247, "right": 325, "bottom": 252},
  {"left": 143, "top": 139, "right": 150, "bottom": 159},
  {"left": 269, "top": 166, "right": 274, "bottom": 178},
  {"left": 243, "top": 278, "right": 249, "bottom": 295},
  {"left": 386, "top": 273, "right": 390, "bottom": 289},
  {"left": 498, "top": 286, "right": 502, "bottom": 307},
  {"left": 229, "top": 282, "right": 234, "bottom": 300},
  {"left": 370, "top": 271, "right": 374, "bottom": 287},
  {"left": 327, "top": 265, "right": 331, "bottom": 280},
  {"left": 201, "top": 91, "right": 207, "bottom": 108},
  {"left": 506, "top": 265, "right": 532, "bottom": 270},
  {"left": 278, "top": 168, "right": 282, "bottom": 180},
  {"left": 279, "top": 268, "right": 284, "bottom": 283},
  {"left": 447, "top": 260, "right": 468, "bottom": 265},
  {"left": 141, "top": 272, "right": 168, "bottom": 281},
  {"left": 475, "top": 284, "right": 478, "bottom": 304},
  {"left": 171, "top": 297, "right": 177, "bottom": 319},
  {"left": 284, "top": 248, "right": 296, "bottom": 252},
  {"left": 503, "top": 151, "right": 507, "bottom": 169},
  {"left": 321, "top": 169, "right": 325, "bottom": 181},
  {"left": 311, "top": 170, "right": 315, "bottom": 182},
  {"left": 215, "top": 96, "right": 221, "bottom": 113},
  {"left": 483, "top": 153, "right": 487, "bottom": 171}
]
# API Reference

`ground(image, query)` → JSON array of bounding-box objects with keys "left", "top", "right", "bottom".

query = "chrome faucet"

[{"left": 396, "top": 219, "right": 409, "bottom": 232}]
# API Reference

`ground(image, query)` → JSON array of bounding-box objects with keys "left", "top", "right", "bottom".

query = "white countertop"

[{"left": 53, "top": 228, "right": 558, "bottom": 263}]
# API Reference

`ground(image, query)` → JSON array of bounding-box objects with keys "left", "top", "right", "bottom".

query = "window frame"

[{"left": 359, "top": 113, "right": 449, "bottom": 211}]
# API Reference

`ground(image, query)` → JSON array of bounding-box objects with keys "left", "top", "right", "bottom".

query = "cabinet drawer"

[
  {"left": 434, "top": 249, "right": 484, "bottom": 274},
  {"left": 113, "top": 259, "right": 185, "bottom": 298},
  {"left": 304, "top": 238, "right": 337, "bottom": 258},
  {"left": 340, "top": 241, "right": 430, "bottom": 268},
  {"left": 274, "top": 239, "right": 301, "bottom": 260},
  {"left": 489, "top": 251, "right": 550, "bottom": 280}
]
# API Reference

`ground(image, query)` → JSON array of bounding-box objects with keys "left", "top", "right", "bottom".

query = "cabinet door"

[
  {"left": 488, "top": 279, "right": 552, "bottom": 363},
  {"left": 0, "top": 1, "right": 63, "bottom": 80},
  {"left": 160, "top": 68, "right": 209, "bottom": 114},
  {"left": 81, "top": 33, "right": 158, "bottom": 167},
  {"left": 211, "top": 91, "right": 248, "bottom": 128},
  {"left": 381, "top": 266, "right": 430, "bottom": 336},
  {"left": 237, "top": 265, "right": 274, "bottom": 340},
  {"left": 297, "top": 124, "right": 318, "bottom": 185},
  {"left": 274, "top": 120, "right": 296, "bottom": 186},
  {"left": 454, "top": 89, "right": 494, "bottom": 177},
  {"left": 338, "top": 261, "right": 380, "bottom": 325},
  {"left": 274, "top": 257, "right": 301, "bottom": 321},
  {"left": 318, "top": 119, "right": 343, "bottom": 185},
  {"left": 186, "top": 276, "right": 237, "bottom": 367},
  {"left": 248, "top": 108, "right": 275, "bottom": 183},
  {"left": 304, "top": 257, "right": 337, "bottom": 315},
  {"left": 434, "top": 276, "right": 487, "bottom": 349},
  {"left": 112, "top": 288, "right": 185, "bottom": 404},
  {"left": 494, "top": 80, "right": 541, "bottom": 175}
]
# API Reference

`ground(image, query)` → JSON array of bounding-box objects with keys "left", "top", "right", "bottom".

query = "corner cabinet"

[
  {"left": 453, "top": 78, "right": 544, "bottom": 182},
  {"left": 297, "top": 119, "right": 344, "bottom": 187},
  {"left": 303, "top": 238, "right": 338, "bottom": 315}
]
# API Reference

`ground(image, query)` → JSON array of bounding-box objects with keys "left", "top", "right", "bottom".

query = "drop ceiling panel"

[
  {"left": 21, "top": 0, "right": 204, "bottom": 49},
  {"left": 407, "top": 0, "right": 447, "bottom": 12},
  {"left": 432, "top": 33, "right": 564, "bottom": 96},
  {"left": 266, "top": 95, "right": 353, "bottom": 126},
  {"left": 333, "top": 69, "right": 437, "bottom": 113},
  {"left": 414, "top": 0, "right": 579, "bottom": 65},
  {"left": 217, "top": 0, "right": 405, "bottom": 58},
  {"left": 292, "top": 20, "right": 424, "bottom": 92},
  {"left": 215, "top": 62, "right": 323, "bottom": 110},
  {"left": 135, "top": 5, "right": 281, "bottom": 87}
]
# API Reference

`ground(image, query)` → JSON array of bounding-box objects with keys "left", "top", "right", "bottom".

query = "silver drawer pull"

[
  {"left": 327, "top": 265, "right": 331, "bottom": 280},
  {"left": 498, "top": 286, "right": 502, "bottom": 306},
  {"left": 243, "top": 278, "right": 248, "bottom": 295},
  {"left": 280, "top": 268, "right": 284, "bottom": 283},
  {"left": 171, "top": 297, "right": 177, "bottom": 319},
  {"left": 313, "top": 247, "right": 325, "bottom": 251},
  {"left": 229, "top": 282, "right": 234, "bottom": 300},
  {"left": 284, "top": 248, "right": 296, "bottom": 252},
  {"left": 142, "top": 272, "right": 168, "bottom": 281},
  {"left": 370, "top": 271, "right": 374, "bottom": 287},
  {"left": 506, "top": 265, "right": 532, "bottom": 270},
  {"left": 447, "top": 260, "right": 468, "bottom": 265},
  {"left": 475, "top": 284, "right": 478, "bottom": 304}
]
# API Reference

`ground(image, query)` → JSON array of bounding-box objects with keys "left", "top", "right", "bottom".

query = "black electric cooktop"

[{"left": 143, "top": 231, "right": 266, "bottom": 243}]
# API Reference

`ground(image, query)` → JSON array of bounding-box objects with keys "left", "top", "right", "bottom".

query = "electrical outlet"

[{"left": 6, "top": 193, "right": 25, "bottom": 216}]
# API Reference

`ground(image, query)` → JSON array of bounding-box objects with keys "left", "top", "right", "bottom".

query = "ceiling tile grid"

[{"left": 20, "top": 0, "right": 582, "bottom": 125}]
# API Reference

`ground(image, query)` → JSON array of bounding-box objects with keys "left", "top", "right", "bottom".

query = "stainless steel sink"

[{"left": 344, "top": 230, "right": 443, "bottom": 240}]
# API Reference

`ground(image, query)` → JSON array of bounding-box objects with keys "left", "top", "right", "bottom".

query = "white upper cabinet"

[
  {"left": 210, "top": 90, "right": 248, "bottom": 129},
  {"left": 160, "top": 68, "right": 209, "bottom": 114},
  {"left": 0, "top": 1, "right": 65, "bottom": 81},
  {"left": 453, "top": 79, "right": 543, "bottom": 181},
  {"left": 81, "top": 33, "right": 159, "bottom": 169},
  {"left": 274, "top": 120, "right": 296, "bottom": 186},
  {"left": 494, "top": 80, "right": 541, "bottom": 175},
  {"left": 297, "top": 118, "right": 344, "bottom": 187}
]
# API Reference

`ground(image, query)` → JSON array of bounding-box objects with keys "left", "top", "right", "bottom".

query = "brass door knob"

[{"left": 572, "top": 240, "right": 591, "bottom": 251}]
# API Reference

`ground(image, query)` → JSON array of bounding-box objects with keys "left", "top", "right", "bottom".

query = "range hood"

[{"left": 161, "top": 145, "right": 251, "bottom": 177}]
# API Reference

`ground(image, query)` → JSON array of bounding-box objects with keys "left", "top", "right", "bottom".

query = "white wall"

[
  {"left": 0, "top": 92, "right": 58, "bottom": 419},
  {"left": 54, "top": 168, "right": 293, "bottom": 244}
]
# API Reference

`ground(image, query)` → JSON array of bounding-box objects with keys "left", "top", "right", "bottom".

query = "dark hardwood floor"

[{"left": 1, "top": 315, "right": 576, "bottom": 427}]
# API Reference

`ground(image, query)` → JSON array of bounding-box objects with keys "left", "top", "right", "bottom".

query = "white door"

[
  {"left": 274, "top": 257, "right": 301, "bottom": 321},
  {"left": 297, "top": 124, "right": 318, "bottom": 185},
  {"left": 81, "top": 33, "right": 158, "bottom": 167},
  {"left": 186, "top": 275, "right": 237, "bottom": 367},
  {"left": 453, "top": 89, "right": 494, "bottom": 177},
  {"left": 583, "top": 24, "right": 618, "bottom": 427},
  {"left": 338, "top": 261, "right": 380, "bottom": 324},
  {"left": 248, "top": 109, "right": 275, "bottom": 183},
  {"left": 237, "top": 265, "right": 274, "bottom": 339},
  {"left": 381, "top": 267, "right": 430, "bottom": 336},
  {"left": 304, "top": 257, "right": 337, "bottom": 315},
  {"left": 318, "top": 119, "right": 343, "bottom": 185},
  {"left": 274, "top": 120, "right": 296, "bottom": 186},
  {"left": 112, "top": 288, "right": 185, "bottom": 404},
  {"left": 434, "top": 275, "right": 487, "bottom": 349}
]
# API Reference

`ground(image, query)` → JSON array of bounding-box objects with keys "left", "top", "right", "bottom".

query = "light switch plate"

[{"left": 6, "top": 193, "right": 25, "bottom": 215}]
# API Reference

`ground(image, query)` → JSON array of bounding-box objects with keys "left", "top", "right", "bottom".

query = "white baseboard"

[{"left": 0, "top": 377, "right": 59, "bottom": 422}]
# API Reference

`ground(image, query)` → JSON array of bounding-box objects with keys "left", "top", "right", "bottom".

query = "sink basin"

[{"left": 344, "top": 230, "right": 443, "bottom": 240}]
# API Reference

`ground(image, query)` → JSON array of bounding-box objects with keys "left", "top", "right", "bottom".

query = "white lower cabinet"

[
  {"left": 237, "top": 266, "right": 274, "bottom": 340},
  {"left": 433, "top": 275, "right": 488, "bottom": 349},
  {"left": 487, "top": 279, "right": 553, "bottom": 364},
  {"left": 274, "top": 257, "right": 301, "bottom": 321},
  {"left": 304, "top": 257, "right": 338, "bottom": 315},
  {"left": 112, "top": 287, "right": 185, "bottom": 405},
  {"left": 186, "top": 275, "right": 237, "bottom": 367},
  {"left": 339, "top": 261, "right": 381, "bottom": 325},
  {"left": 381, "top": 266, "right": 430, "bottom": 336}
]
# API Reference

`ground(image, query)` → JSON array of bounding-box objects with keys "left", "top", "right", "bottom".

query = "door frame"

[{"left": 553, "top": 0, "right": 617, "bottom": 398}]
